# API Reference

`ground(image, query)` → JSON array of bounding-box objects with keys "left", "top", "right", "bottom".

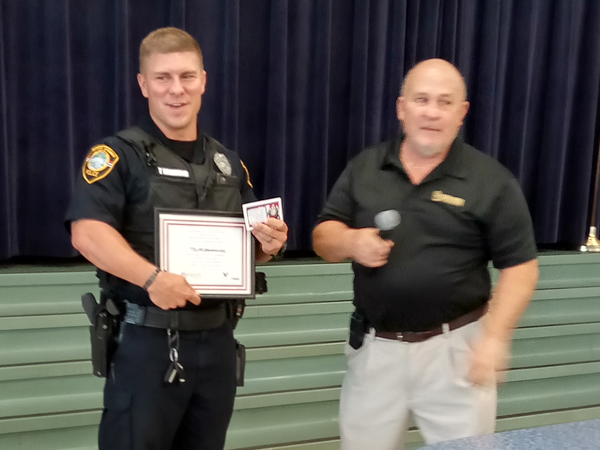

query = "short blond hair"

[{"left": 139, "top": 27, "right": 203, "bottom": 72}]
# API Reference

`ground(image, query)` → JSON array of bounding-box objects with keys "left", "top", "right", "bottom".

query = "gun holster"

[
  {"left": 81, "top": 291, "right": 121, "bottom": 378},
  {"left": 349, "top": 309, "right": 369, "bottom": 350},
  {"left": 255, "top": 271, "right": 267, "bottom": 294}
]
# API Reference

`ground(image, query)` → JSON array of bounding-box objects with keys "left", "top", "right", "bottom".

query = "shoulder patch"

[
  {"left": 82, "top": 145, "right": 119, "bottom": 184},
  {"left": 240, "top": 160, "right": 253, "bottom": 188}
]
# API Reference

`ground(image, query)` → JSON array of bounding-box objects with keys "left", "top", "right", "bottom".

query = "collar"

[
  {"left": 437, "top": 138, "right": 468, "bottom": 179},
  {"left": 137, "top": 112, "right": 205, "bottom": 164},
  {"left": 380, "top": 137, "right": 404, "bottom": 172},
  {"left": 137, "top": 112, "right": 204, "bottom": 146},
  {"left": 381, "top": 136, "right": 468, "bottom": 180}
]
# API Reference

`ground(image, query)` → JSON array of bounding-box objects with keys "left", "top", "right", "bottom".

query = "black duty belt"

[
  {"left": 123, "top": 301, "right": 226, "bottom": 331},
  {"left": 374, "top": 304, "right": 487, "bottom": 343}
]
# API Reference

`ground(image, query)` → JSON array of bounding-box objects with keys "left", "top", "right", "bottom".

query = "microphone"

[{"left": 374, "top": 210, "right": 401, "bottom": 240}]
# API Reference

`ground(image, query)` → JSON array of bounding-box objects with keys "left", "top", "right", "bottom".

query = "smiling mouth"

[{"left": 167, "top": 103, "right": 187, "bottom": 108}]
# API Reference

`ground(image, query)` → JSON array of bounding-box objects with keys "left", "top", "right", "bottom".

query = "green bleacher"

[{"left": 1, "top": 252, "right": 599, "bottom": 449}]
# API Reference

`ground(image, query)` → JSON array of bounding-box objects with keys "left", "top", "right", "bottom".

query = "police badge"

[{"left": 213, "top": 152, "right": 232, "bottom": 176}]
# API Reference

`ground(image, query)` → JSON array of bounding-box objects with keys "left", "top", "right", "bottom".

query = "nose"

[
  {"left": 423, "top": 102, "right": 441, "bottom": 119},
  {"left": 169, "top": 77, "right": 185, "bottom": 95}
]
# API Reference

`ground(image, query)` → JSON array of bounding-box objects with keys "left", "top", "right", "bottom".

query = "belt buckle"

[{"left": 396, "top": 332, "right": 404, "bottom": 341}]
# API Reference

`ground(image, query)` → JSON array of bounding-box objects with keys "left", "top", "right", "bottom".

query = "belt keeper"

[
  {"left": 442, "top": 323, "right": 450, "bottom": 334},
  {"left": 124, "top": 300, "right": 146, "bottom": 325},
  {"left": 143, "top": 267, "right": 161, "bottom": 291},
  {"left": 169, "top": 311, "right": 180, "bottom": 330}
]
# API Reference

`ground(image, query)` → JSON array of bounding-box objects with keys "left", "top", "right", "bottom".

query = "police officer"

[
  {"left": 313, "top": 59, "right": 538, "bottom": 449},
  {"left": 66, "top": 27, "right": 287, "bottom": 450}
]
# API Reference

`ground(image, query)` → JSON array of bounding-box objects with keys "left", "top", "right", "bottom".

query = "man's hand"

[
  {"left": 252, "top": 218, "right": 288, "bottom": 256},
  {"left": 350, "top": 228, "right": 394, "bottom": 268},
  {"left": 467, "top": 332, "right": 510, "bottom": 387},
  {"left": 467, "top": 259, "right": 538, "bottom": 386},
  {"left": 146, "top": 271, "right": 201, "bottom": 310}
]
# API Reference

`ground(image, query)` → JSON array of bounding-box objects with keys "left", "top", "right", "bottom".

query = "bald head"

[
  {"left": 396, "top": 58, "right": 470, "bottom": 157},
  {"left": 400, "top": 59, "right": 467, "bottom": 101}
]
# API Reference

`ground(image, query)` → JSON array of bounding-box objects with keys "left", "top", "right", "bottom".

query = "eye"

[{"left": 415, "top": 97, "right": 427, "bottom": 103}]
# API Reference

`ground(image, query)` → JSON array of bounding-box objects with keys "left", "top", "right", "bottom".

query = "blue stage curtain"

[{"left": 1, "top": 0, "right": 600, "bottom": 258}]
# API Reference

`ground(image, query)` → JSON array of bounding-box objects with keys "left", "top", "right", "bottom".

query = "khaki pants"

[{"left": 339, "top": 321, "right": 497, "bottom": 450}]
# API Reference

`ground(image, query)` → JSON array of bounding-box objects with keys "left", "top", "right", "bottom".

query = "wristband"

[{"left": 143, "top": 267, "right": 161, "bottom": 291}]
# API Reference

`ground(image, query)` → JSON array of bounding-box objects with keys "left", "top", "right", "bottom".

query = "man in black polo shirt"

[
  {"left": 313, "top": 59, "right": 538, "bottom": 449},
  {"left": 66, "top": 27, "right": 287, "bottom": 450}
]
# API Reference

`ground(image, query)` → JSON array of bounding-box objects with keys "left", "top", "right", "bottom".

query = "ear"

[
  {"left": 200, "top": 70, "right": 207, "bottom": 95},
  {"left": 137, "top": 73, "right": 149, "bottom": 98},
  {"left": 458, "top": 101, "right": 470, "bottom": 126},
  {"left": 396, "top": 96, "right": 405, "bottom": 122}
]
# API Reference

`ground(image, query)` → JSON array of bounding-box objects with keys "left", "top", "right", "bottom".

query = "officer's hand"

[
  {"left": 147, "top": 271, "right": 201, "bottom": 310},
  {"left": 467, "top": 332, "right": 510, "bottom": 387},
  {"left": 350, "top": 228, "right": 394, "bottom": 268},
  {"left": 252, "top": 218, "right": 288, "bottom": 256}
]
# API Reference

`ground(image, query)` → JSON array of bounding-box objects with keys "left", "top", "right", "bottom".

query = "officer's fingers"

[
  {"left": 179, "top": 279, "right": 201, "bottom": 305},
  {"left": 252, "top": 228, "right": 280, "bottom": 247},
  {"left": 270, "top": 225, "right": 287, "bottom": 239},
  {"left": 266, "top": 218, "right": 288, "bottom": 233},
  {"left": 255, "top": 223, "right": 286, "bottom": 244},
  {"left": 251, "top": 227, "right": 268, "bottom": 242},
  {"left": 269, "top": 219, "right": 289, "bottom": 237},
  {"left": 152, "top": 296, "right": 172, "bottom": 311},
  {"left": 252, "top": 222, "right": 271, "bottom": 234},
  {"left": 176, "top": 299, "right": 187, "bottom": 309},
  {"left": 188, "top": 292, "right": 201, "bottom": 305}
]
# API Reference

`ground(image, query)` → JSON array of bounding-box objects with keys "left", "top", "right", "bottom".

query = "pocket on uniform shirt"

[
  {"left": 201, "top": 181, "right": 243, "bottom": 212},
  {"left": 150, "top": 178, "right": 197, "bottom": 209}
]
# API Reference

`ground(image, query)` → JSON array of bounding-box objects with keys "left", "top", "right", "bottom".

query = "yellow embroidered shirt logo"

[
  {"left": 431, "top": 190, "right": 465, "bottom": 207},
  {"left": 82, "top": 145, "right": 119, "bottom": 184}
]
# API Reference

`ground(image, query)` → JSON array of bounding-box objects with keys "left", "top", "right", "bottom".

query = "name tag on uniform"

[{"left": 157, "top": 167, "right": 190, "bottom": 178}]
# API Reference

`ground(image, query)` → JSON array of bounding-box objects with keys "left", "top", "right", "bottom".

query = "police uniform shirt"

[
  {"left": 65, "top": 114, "right": 256, "bottom": 305},
  {"left": 317, "top": 137, "right": 537, "bottom": 332}
]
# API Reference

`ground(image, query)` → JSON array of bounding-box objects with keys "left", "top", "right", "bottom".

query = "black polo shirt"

[{"left": 317, "top": 137, "right": 537, "bottom": 332}]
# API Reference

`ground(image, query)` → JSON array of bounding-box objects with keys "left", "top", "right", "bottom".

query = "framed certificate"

[{"left": 155, "top": 209, "right": 255, "bottom": 299}]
